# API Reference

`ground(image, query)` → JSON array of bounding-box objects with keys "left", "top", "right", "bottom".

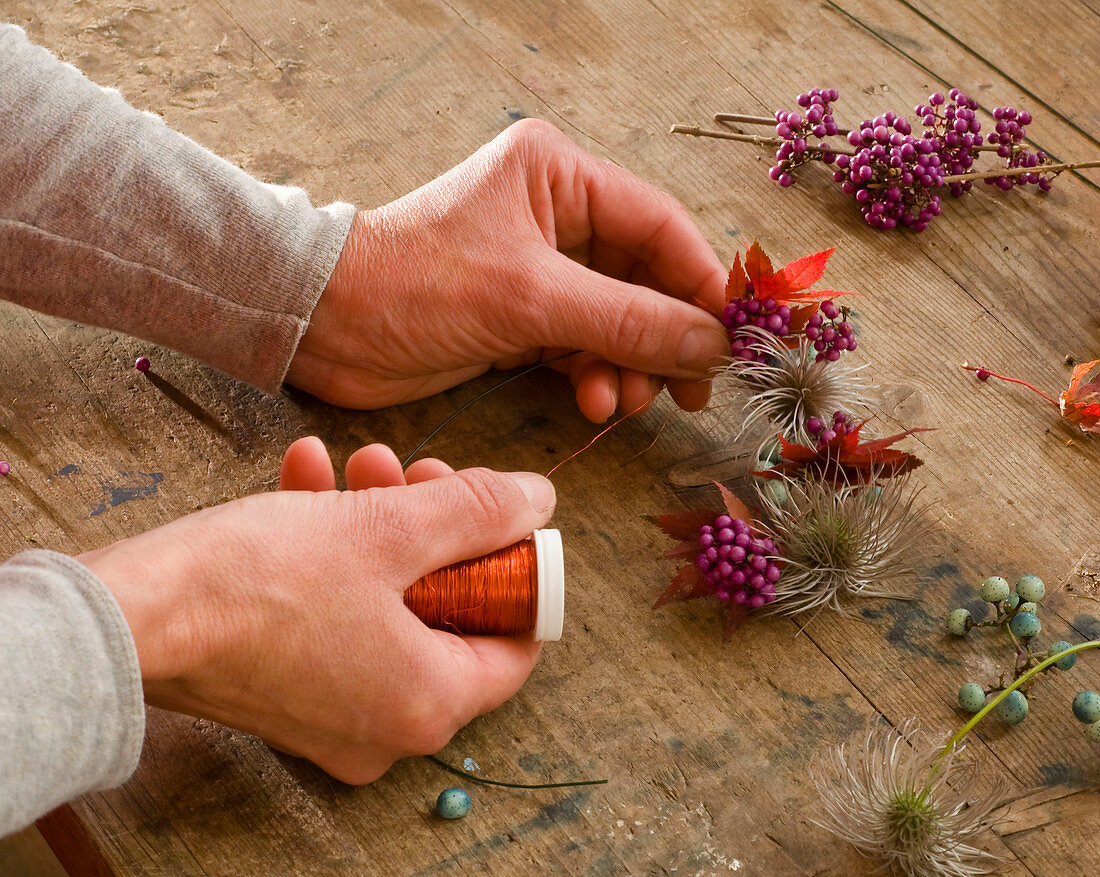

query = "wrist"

[
  {"left": 78, "top": 522, "right": 217, "bottom": 696},
  {"left": 285, "top": 209, "right": 374, "bottom": 394}
]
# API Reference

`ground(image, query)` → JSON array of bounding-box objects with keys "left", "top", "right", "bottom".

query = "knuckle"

[
  {"left": 327, "top": 758, "right": 390, "bottom": 786},
  {"left": 614, "top": 291, "right": 665, "bottom": 360},
  {"left": 499, "top": 116, "right": 562, "bottom": 151},
  {"left": 453, "top": 468, "right": 513, "bottom": 530},
  {"left": 398, "top": 697, "right": 459, "bottom": 755}
]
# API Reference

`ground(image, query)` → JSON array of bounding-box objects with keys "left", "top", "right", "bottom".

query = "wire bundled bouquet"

[{"left": 653, "top": 243, "right": 932, "bottom": 637}]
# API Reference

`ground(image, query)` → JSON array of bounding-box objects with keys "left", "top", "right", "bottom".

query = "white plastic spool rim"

[{"left": 532, "top": 529, "right": 565, "bottom": 641}]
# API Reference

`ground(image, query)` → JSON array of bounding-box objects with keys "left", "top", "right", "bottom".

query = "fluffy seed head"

[
  {"left": 755, "top": 475, "right": 932, "bottom": 618},
  {"left": 714, "top": 328, "right": 873, "bottom": 446},
  {"left": 812, "top": 720, "right": 1003, "bottom": 876}
]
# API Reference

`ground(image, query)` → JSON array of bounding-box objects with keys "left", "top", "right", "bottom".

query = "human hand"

[
  {"left": 78, "top": 447, "right": 553, "bottom": 783},
  {"left": 287, "top": 118, "right": 730, "bottom": 422}
]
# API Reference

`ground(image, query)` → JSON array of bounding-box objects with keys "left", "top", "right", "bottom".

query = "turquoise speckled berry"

[
  {"left": 759, "top": 438, "right": 782, "bottom": 464},
  {"left": 1015, "top": 574, "right": 1045, "bottom": 603},
  {"left": 946, "top": 608, "right": 971, "bottom": 637},
  {"left": 1049, "top": 641, "right": 1077, "bottom": 671},
  {"left": 1086, "top": 721, "right": 1100, "bottom": 745},
  {"left": 1009, "top": 611, "right": 1041, "bottom": 638},
  {"left": 980, "top": 576, "right": 1010, "bottom": 603},
  {"left": 435, "top": 787, "right": 471, "bottom": 819},
  {"left": 762, "top": 478, "right": 787, "bottom": 506},
  {"left": 1072, "top": 691, "right": 1100, "bottom": 724},
  {"left": 1018, "top": 602, "right": 1037, "bottom": 614},
  {"left": 958, "top": 682, "right": 986, "bottom": 713},
  {"left": 1004, "top": 594, "right": 1021, "bottom": 611},
  {"left": 995, "top": 690, "right": 1028, "bottom": 724}
]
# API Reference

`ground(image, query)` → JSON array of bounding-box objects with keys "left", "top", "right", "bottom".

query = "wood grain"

[{"left": 0, "top": 0, "right": 1097, "bottom": 873}]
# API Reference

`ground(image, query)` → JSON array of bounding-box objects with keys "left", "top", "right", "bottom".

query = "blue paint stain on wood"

[
  {"left": 517, "top": 753, "right": 545, "bottom": 772},
  {"left": 881, "top": 599, "right": 961, "bottom": 665},
  {"left": 1073, "top": 613, "right": 1100, "bottom": 639},
  {"left": 54, "top": 464, "right": 80, "bottom": 477},
  {"left": 929, "top": 559, "right": 961, "bottom": 578},
  {"left": 89, "top": 471, "right": 164, "bottom": 517},
  {"left": 1040, "top": 761, "right": 1089, "bottom": 787},
  {"left": 507, "top": 109, "right": 527, "bottom": 121},
  {"left": 524, "top": 43, "right": 539, "bottom": 52}
]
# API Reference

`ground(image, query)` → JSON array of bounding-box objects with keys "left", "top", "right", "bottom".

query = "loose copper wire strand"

[{"left": 404, "top": 539, "right": 538, "bottom": 635}]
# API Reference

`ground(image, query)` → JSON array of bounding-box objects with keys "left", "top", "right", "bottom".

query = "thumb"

[
  {"left": 528, "top": 253, "right": 730, "bottom": 380},
  {"left": 383, "top": 467, "right": 556, "bottom": 582}
]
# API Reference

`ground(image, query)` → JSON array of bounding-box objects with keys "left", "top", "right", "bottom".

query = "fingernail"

[
  {"left": 677, "top": 326, "right": 728, "bottom": 377},
  {"left": 508, "top": 472, "right": 556, "bottom": 513}
]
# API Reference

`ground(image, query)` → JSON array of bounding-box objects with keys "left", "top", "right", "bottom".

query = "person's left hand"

[
  {"left": 286, "top": 119, "right": 730, "bottom": 423},
  {"left": 279, "top": 435, "right": 455, "bottom": 492}
]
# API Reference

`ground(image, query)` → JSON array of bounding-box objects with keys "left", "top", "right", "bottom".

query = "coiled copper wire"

[{"left": 404, "top": 539, "right": 538, "bottom": 635}]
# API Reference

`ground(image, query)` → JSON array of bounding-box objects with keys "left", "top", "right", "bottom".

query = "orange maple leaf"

[
  {"left": 1059, "top": 359, "right": 1100, "bottom": 433},
  {"left": 719, "top": 241, "right": 854, "bottom": 336}
]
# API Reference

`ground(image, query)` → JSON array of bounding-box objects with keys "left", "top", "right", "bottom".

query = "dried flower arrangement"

[
  {"left": 672, "top": 87, "right": 1099, "bottom": 231},
  {"left": 653, "top": 242, "right": 933, "bottom": 636}
]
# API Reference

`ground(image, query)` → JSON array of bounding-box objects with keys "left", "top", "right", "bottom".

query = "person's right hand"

[
  {"left": 287, "top": 119, "right": 730, "bottom": 423},
  {"left": 78, "top": 454, "right": 554, "bottom": 783}
]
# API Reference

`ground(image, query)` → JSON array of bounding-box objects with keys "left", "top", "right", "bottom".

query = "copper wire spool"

[{"left": 403, "top": 530, "right": 564, "bottom": 640}]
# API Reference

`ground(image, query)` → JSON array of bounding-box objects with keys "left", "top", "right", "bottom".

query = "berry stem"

[
  {"left": 959, "top": 362, "right": 1058, "bottom": 407},
  {"left": 668, "top": 124, "right": 857, "bottom": 155},
  {"left": 670, "top": 124, "right": 782, "bottom": 147},
  {"left": 939, "top": 642, "right": 1100, "bottom": 762},
  {"left": 940, "top": 159, "right": 1100, "bottom": 184},
  {"left": 712, "top": 111, "right": 1003, "bottom": 150},
  {"left": 714, "top": 112, "right": 782, "bottom": 127}
]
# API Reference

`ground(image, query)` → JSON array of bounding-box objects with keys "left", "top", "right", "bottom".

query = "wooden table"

[{"left": 3, "top": 0, "right": 1099, "bottom": 873}]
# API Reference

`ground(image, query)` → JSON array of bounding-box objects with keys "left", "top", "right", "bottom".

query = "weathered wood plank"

[{"left": 0, "top": 0, "right": 1096, "bottom": 873}]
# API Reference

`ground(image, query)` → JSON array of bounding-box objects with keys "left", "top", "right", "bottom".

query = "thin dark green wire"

[
  {"left": 401, "top": 351, "right": 580, "bottom": 468},
  {"left": 426, "top": 755, "right": 608, "bottom": 789},
  {"left": 412, "top": 354, "right": 606, "bottom": 791}
]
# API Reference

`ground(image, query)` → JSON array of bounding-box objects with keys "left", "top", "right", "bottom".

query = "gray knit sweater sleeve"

[
  {"left": 0, "top": 551, "right": 144, "bottom": 837},
  {"left": 0, "top": 23, "right": 358, "bottom": 837},
  {"left": 0, "top": 23, "right": 357, "bottom": 391}
]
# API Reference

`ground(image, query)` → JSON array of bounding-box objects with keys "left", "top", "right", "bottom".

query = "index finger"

[{"left": 550, "top": 151, "right": 727, "bottom": 312}]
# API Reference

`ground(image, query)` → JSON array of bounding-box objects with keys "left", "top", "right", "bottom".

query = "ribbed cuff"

[{"left": 0, "top": 550, "right": 144, "bottom": 835}]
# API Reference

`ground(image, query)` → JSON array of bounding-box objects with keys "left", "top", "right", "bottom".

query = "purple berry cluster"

[
  {"left": 722, "top": 291, "right": 791, "bottom": 362},
  {"left": 917, "top": 89, "right": 982, "bottom": 196},
  {"left": 768, "top": 88, "right": 842, "bottom": 186},
  {"left": 834, "top": 114, "right": 942, "bottom": 231},
  {"left": 758, "top": 86, "right": 1059, "bottom": 232},
  {"left": 806, "top": 410, "right": 855, "bottom": 448},
  {"left": 696, "top": 515, "right": 781, "bottom": 608},
  {"left": 985, "top": 107, "right": 1052, "bottom": 191},
  {"left": 805, "top": 300, "right": 856, "bottom": 361}
]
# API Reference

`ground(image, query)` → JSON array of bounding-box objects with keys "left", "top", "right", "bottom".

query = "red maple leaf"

[
  {"left": 756, "top": 423, "right": 930, "bottom": 485},
  {"left": 651, "top": 484, "right": 758, "bottom": 638},
  {"left": 1059, "top": 359, "right": 1100, "bottom": 433},
  {"left": 718, "top": 241, "right": 854, "bottom": 336}
]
